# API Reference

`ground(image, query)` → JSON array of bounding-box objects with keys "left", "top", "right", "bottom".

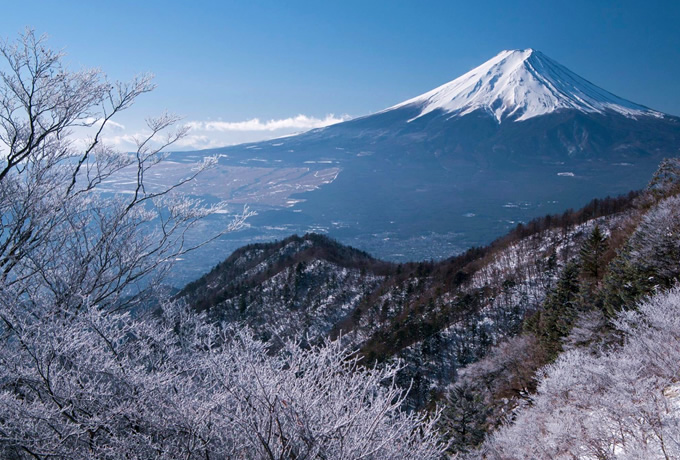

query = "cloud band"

[{"left": 187, "top": 114, "right": 350, "bottom": 132}]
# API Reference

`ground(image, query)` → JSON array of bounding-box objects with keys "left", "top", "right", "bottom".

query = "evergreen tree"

[
  {"left": 579, "top": 225, "right": 608, "bottom": 281},
  {"left": 526, "top": 261, "right": 582, "bottom": 359},
  {"left": 440, "top": 385, "right": 489, "bottom": 452}
]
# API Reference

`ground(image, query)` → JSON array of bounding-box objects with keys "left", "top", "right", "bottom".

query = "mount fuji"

[
  {"left": 173, "top": 49, "right": 680, "bottom": 278},
  {"left": 388, "top": 49, "right": 662, "bottom": 122}
]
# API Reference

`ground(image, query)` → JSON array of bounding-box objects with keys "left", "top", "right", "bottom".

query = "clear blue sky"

[{"left": 2, "top": 0, "right": 679, "bottom": 149}]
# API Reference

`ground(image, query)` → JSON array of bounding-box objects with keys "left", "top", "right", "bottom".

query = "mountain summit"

[{"left": 389, "top": 49, "right": 663, "bottom": 122}]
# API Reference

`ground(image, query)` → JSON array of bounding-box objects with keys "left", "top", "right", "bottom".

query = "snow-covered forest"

[{"left": 482, "top": 286, "right": 680, "bottom": 459}]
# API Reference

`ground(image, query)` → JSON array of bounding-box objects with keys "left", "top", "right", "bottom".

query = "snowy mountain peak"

[{"left": 391, "top": 49, "right": 663, "bottom": 122}]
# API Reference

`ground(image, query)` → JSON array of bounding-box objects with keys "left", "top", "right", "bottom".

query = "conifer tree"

[
  {"left": 579, "top": 225, "right": 608, "bottom": 281},
  {"left": 440, "top": 384, "right": 489, "bottom": 452},
  {"left": 527, "top": 261, "right": 582, "bottom": 359}
]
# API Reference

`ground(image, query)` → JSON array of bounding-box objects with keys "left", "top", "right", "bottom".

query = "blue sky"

[{"left": 2, "top": 0, "right": 679, "bottom": 149}]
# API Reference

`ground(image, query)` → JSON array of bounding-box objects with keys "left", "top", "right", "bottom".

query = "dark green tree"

[
  {"left": 579, "top": 225, "right": 608, "bottom": 281},
  {"left": 440, "top": 385, "right": 490, "bottom": 453},
  {"left": 526, "top": 261, "right": 582, "bottom": 359}
]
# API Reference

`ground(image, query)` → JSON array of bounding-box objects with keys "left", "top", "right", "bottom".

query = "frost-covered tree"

[
  {"left": 602, "top": 194, "right": 680, "bottom": 314},
  {"left": 0, "top": 302, "right": 445, "bottom": 459},
  {"left": 0, "top": 30, "right": 445, "bottom": 459},
  {"left": 648, "top": 157, "right": 680, "bottom": 198},
  {"left": 0, "top": 29, "right": 248, "bottom": 314},
  {"left": 479, "top": 286, "right": 680, "bottom": 460}
]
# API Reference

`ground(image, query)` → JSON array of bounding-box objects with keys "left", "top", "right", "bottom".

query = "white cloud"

[
  {"left": 187, "top": 114, "right": 351, "bottom": 132},
  {"left": 73, "top": 113, "right": 352, "bottom": 152}
]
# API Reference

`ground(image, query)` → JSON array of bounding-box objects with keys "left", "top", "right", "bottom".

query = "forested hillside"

[
  {"left": 448, "top": 158, "right": 680, "bottom": 456},
  {"left": 180, "top": 158, "right": 680, "bottom": 456}
]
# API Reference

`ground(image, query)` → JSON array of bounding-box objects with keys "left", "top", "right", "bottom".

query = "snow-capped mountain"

[
  {"left": 389, "top": 49, "right": 663, "bottom": 122},
  {"left": 175, "top": 49, "right": 680, "bottom": 274},
  {"left": 203, "top": 49, "right": 677, "bottom": 167}
]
